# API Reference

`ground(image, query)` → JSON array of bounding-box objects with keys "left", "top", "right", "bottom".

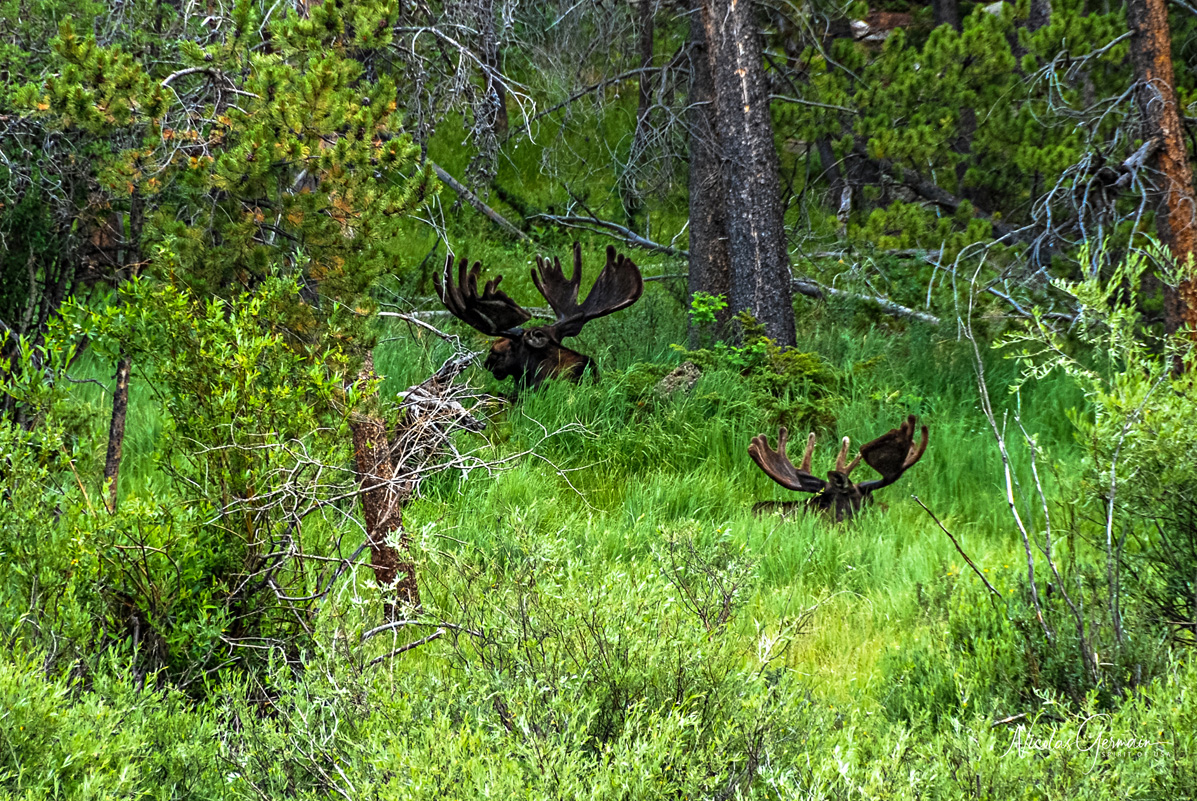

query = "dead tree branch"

[
  {"left": 964, "top": 273, "right": 1054, "bottom": 645},
  {"left": 431, "top": 162, "right": 528, "bottom": 241},
  {"left": 530, "top": 212, "right": 689, "bottom": 256},
  {"left": 366, "top": 628, "right": 444, "bottom": 667},
  {"left": 791, "top": 276, "right": 941, "bottom": 326},
  {"left": 871, "top": 155, "right": 1026, "bottom": 242},
  {"left": 504, "top": 67, "right": 662, "bottom": 139},
  {"left": 913, "top": 495, "right": 1004, "bottom": 605}
]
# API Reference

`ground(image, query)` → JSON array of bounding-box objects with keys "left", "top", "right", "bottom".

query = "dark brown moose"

[
  {"left": 436, "top": 242, "right": 643, "bottom": 392},
  {"left": 748, "top": 415, "right": 928, "bottom": 522}
]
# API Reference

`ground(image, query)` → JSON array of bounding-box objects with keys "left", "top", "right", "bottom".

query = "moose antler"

[
  {"left": 436, "top": 255, "right": 532, "bottom": 336},
  {"left": 856, "top": 414, "right": 929, "bottom": 492},
  {"left": 748, "top": 416, "right": 929, "bottom": 522},
  {"left": 532, "top": 243, "right": 643, "bottom": 339},
  {"left": 435, "top": 243, "right": 645, "bottom": 392},
  {"left": 747, "top": 428, "right": 828, "bottom": 494}
]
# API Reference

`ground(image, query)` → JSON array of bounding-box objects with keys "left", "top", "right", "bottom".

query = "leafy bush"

[
  {"left": 676, "top": 310, "right": 842, "bottom": 429},
  {"left": 946, "top": 244, "right": 1194, "bottom": 708},
  {"left": 0, "top": 653, "right": 223, "bottom": 799}
]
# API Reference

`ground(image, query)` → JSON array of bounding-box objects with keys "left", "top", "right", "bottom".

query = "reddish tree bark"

[
  {"left": 103, "top": 351, "right": 131, "bottom": 512},
  {"left": 351, "top": 356, "right": 419, "bottom": 618},
  {"left": 1127, "top": 0, "right": 1197, "bottom": 335}
]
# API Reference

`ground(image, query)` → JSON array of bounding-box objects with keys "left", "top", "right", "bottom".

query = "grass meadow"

[{"left": 14, "top": 267, "right": 1192, "bottom": 799}]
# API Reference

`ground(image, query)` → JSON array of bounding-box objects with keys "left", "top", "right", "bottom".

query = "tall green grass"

[
  {"left": 365, "top": 295, "right": 1083, "bottom": 698},
  {"left": 59, "top": 279, "right": 1085, "bottom": 695},
  {"left": 12, "top": 283, "right": 1194, "bottom": 798}
]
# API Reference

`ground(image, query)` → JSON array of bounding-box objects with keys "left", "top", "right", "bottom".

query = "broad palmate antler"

[
  {"left": 436, "top": 243, "right": 643, "bottom": 392},
  {"left": 748, "top": 415, "right": 928, "bottom": 522}
]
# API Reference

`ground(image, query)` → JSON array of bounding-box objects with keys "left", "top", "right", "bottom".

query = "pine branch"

[{"left": 871, "top": 155, "right": 1026, "bottom": 242}]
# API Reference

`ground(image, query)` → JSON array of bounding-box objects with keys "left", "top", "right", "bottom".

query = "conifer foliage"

[{"left": 10, "top": 1, "right": 430, "bottom": 306}]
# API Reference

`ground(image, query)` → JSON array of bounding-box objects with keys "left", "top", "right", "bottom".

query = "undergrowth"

[{"left": 3, "top": 259, "right": 1194, "bottom": 799}]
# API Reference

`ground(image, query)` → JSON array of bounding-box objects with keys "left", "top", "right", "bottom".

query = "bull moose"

[
  {"left": 748, "top": 415, "right": 929, "bottom": 522},
  {"left": 436, "top": 242, "right": 643, "bottom": 392}
]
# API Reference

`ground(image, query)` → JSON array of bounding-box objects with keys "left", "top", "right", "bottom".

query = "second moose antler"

[
  {"left": 748, "top": 415, "right": 929, "bottom": 522},
  {"left": 436, "top": 242, "right": 643, "bottom": 393}
]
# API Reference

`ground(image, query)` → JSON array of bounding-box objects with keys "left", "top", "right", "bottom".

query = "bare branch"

[
  {"left": 361, "top": 619, "right": 482, "bottom": 642},
  {"left": 913, "top": 495, "right": 1004, "bottom": 604},
  {"left": 530, "top": 212, "right": 688, "bottom": 256},
  {"left": 872, "top": 155, "right": 1026, "bottom": 242},
  {"left": 770, "top": 94, "right": 856, "bottom": 114},
  {"left": 964, "top": 270, "right": 1054, "bottom": 643},
  {"left": 505, "top": 67, "right": 662, "bottom": 139},
  {"left": 378, "top": 311, "right": 469, "bottom": 344},
  {"left": 366, "top": 628, "right": 443, "bottom": 667},
  {"left": 430, "top": 162, "right": 528, "bottom": 241},
  {"left": 791, "top": 276, "right": 941, "bottom": 326}
]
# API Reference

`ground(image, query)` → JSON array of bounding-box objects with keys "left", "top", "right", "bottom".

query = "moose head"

[
  {"left": 748, "top": 415, "right": 929, "bottom": 522},
  {"left": 436, "top": 242, "right": 643, "bottom": 392}
]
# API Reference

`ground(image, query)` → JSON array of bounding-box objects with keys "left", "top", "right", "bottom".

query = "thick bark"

[
  {"left": 351, "top": 357, "right": 419, "bottom": 618},
  {"left": 1127, "top": 0, "right": 1197, "bottom": 334},
  {"left": 104, "top": 352, "right": 131, "bottom": 512},
  {"left": 699, "top": 0, "right": 796, "bottom": 346},
  {"left": 686, "top": 11, "right": 732, "bottom": 343},
  {"left": 932, "top": 0, "right": 961, "bottom": 31}
]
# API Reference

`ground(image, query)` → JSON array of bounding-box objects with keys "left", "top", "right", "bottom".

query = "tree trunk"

[
  {"left": 621, "top": 0, "right": 656, "bottom": 228},
  {"left": 953, "top": 106, "right": 977, "bottom": 202},
  {"left": 699, "top": 0, "right": 796, "bottom": 346},
  {"left": 102, "top": 196, "right": 144, "bottom": 513},
  {"left": 816, "top": 137, "right": 848, "bottom": 231},
  {"left": 1127, "top": 0, "right": 1197, "bottom": 335},
  {"left": 636, "top": 0, "right": 655, "bottom": 126},
  {"left": 687, "top": 10, "right": 732, "bottom": 343},
  {"left": 933, "top": 0, "right": 961, "bottom": 31},
  {"left": 104, "top": 352, "right": 131, "bottom": 513},
  {"left": 351, "top": 356, "right": 419, "bottom": 619},
  {"left": 1027, "top": 0, "right": 1051, "bottom": 32}
]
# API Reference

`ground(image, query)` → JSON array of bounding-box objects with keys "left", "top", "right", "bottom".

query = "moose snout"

[{"left": 484, "top": 338, "right": 519, "bottom": 379}]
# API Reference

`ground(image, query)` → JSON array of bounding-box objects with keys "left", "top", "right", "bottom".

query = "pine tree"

[{"left": 10, "top": 1, "right": 431, "bottom": 510}]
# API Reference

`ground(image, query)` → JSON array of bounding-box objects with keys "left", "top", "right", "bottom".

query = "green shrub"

[
  {"left": 879, "top": 637, "right": 962, "bottom": 727},
  {"left": 674, "top": 310, "right": 843, "bottom": 429},
  {"left": 0, "top": 654, "right": 223, "bottom": 799}
]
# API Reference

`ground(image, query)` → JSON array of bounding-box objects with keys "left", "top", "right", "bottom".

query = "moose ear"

[{"left": 524, "top": 328, "right": 551, "bottom": 349}]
